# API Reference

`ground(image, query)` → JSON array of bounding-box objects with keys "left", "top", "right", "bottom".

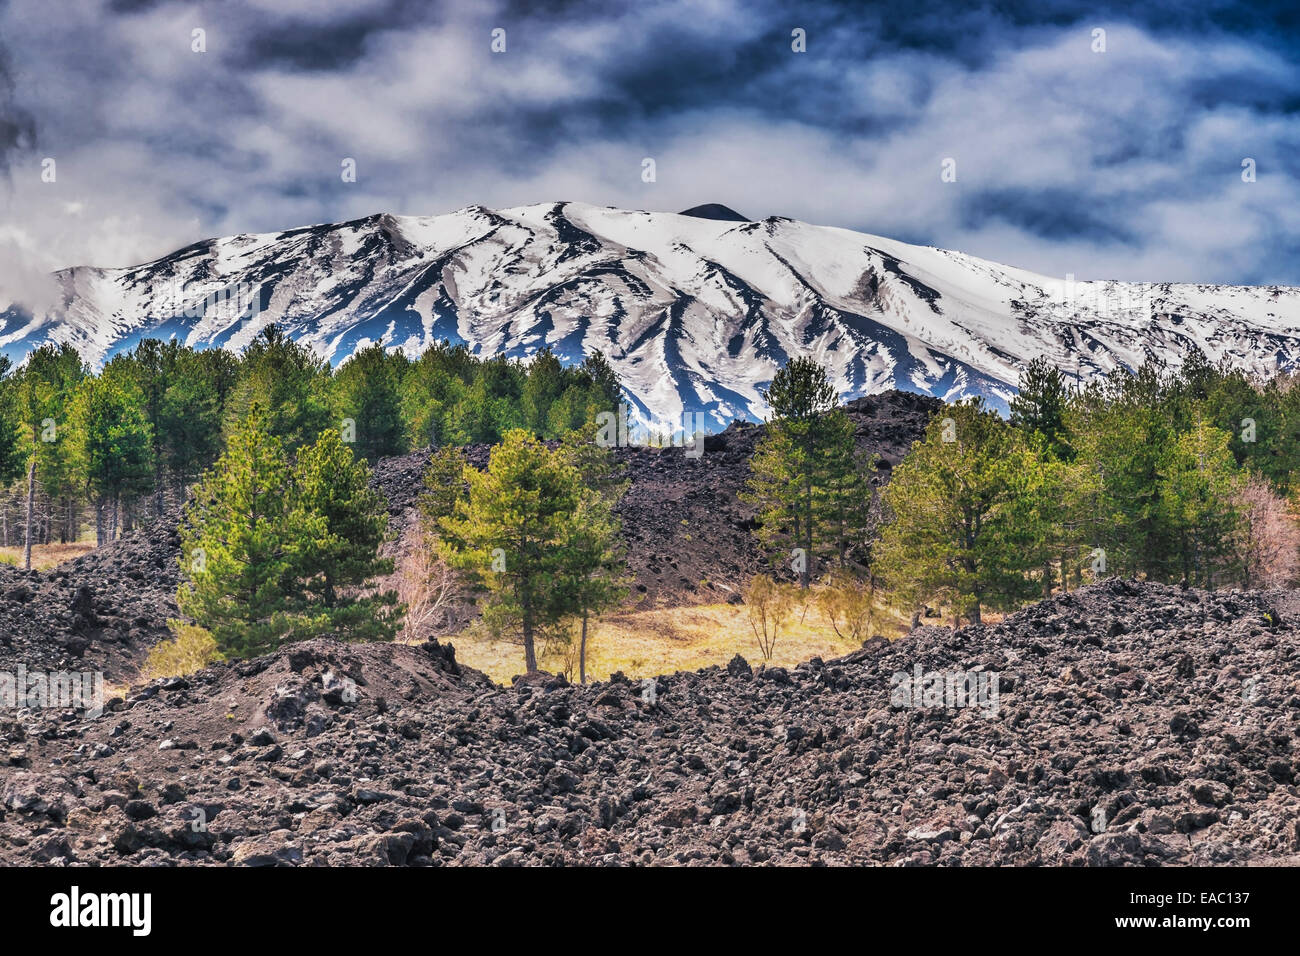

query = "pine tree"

[
  {"left": 581, "top": 349, "right": 623, "bottom": 410},
  {"left": 1204, "top": 366, "right": 1279, "bottom": 488},
  {"left": 0, "top": 358, "right": 25, "bottom": 490},
  {"left": 160, "top": 347, "right": 228, "bottom": 494},
  {"left": 742, "top": 423, "right": 804, "bottom": 573},
  {"left": 225, "top": 325, "right": 332, "bottom": 452},
  {"left": 291, "top": 428, "right": 400, "bottom": 640},
  {"left": 438, "top": 429, "right": 583, "bottom": 674},
  {"left": 874, "top": 400, "right": 1040, "bottom": 625},
  {"left": 477, "top": 354, "right": 526, "bottom": 438},
  {"left": 450, "top": 376, "right": 503, "bottom": 444},
  {"left": 18, "top": 344, "right": 86, "bottom": 568},
  {"left": 555, "top": 487, "right": 629, "bottom": 683},
  {"left": 555, "top": 427, "right": 629, "bottom": 682},
  {"left": 331, "top": 341, "right": 408, "bottom": 462},
  {"left": 193, "top": 347, "right": 241, "bottom": 406},
  {"left": 1160, "top": 419, "right": 1243, "bottom": 587},
  {"left": 817, "top": 408, "right": 876, "bottom": 572},
  {"left": 419, "top": 445, "right": 470, "bottom": 528},
  {"left": 1066, "top": 363, "right": 1186, "bottom": 579},
  {"left": 178, "top": 409, "right": 400, "bottom": 656},
  {"left": 1267, "top": 377, "right": 1300, "bottom": 495},
  {"left": 177, "top": 405, "right": 319, "bottom": 658},
  {"left": 742, "top": 358, "right": 868, "bottom": 587},
  {"left": 67, "top": 375, "right": 154, "bottom": 545},
  {"left": 104, "top": 339, "right": 180, "bottom": 517},
  {"left": 557, "top": 421, "right": 628, "bottom": 503},
  {"left": 401, "top": 341, "right": 473, "bottom": 448},
  {"left": 544, "top": 385, "right": 591, "bottom": 436},
  {"left": 522, "top": 347, "right": 565, "bottom": 436},
  {"left": 1010, "top": 356, "right": 1073, "bottom": 460}
]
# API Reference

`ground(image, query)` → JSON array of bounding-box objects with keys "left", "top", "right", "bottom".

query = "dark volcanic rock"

[
  {"left": 0, "top": 515, "right": 181, "bottom": 682},
  {"left": 2, "top": 581, "right": 1298, "bottom": 867}
]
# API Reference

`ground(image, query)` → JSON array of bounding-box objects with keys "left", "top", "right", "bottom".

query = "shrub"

[
  {"left": 744, "top": 574, "right": 796, "bottom": 661},
  {"left": 143, "top": 621, "right": 220, "bottom": 680},
  {"left": 817, "top": 571, "right": 880, "bottom": 643}
]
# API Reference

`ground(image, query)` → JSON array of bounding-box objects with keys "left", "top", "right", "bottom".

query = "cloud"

[
  {"left": 0, "top": 38, "right": 36, "bottom": 176},
  {"left": 0, "top": 0, "right": 1296, "bottom": 294}
]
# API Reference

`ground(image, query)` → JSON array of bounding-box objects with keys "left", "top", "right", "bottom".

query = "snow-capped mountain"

[{"left": 3, "top": 200, "right": 1300, "bottom": 429}]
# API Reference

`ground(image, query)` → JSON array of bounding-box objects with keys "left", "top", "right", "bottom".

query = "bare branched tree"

[
  {"left": 1233, "top": 476, "right": 1300, "bottom": 588},
  {"left": 395, "top": 527, "right": 458, "bottom": 643},
  {"left": 745, "top": 574, "right": 795, "bottom": 661}
]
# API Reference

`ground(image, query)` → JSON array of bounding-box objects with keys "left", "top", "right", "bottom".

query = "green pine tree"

[
  {"left": 225, "top": 325, "right": 332, "bottom": 452},
  {"left": 1009, "top": 356, "right": 1074, "bottom": 460},
  {"left": 419, "top": 445, "right": 470, "bottom": 528},
  {"left": 556, "top": 426, "right": 630, "bottom": 682},
  {"left": 816, "top": 407, "right": 877, "bottom": 572},
  {"left": 291, "top": 428, "right": 400, "bottom": 640},
  {"left": 67, "top": 375, "right": 154, "bottom": 545},
  {"left": 331, "top": 341, "right": 408, "bottom": 462},
  {"left": 581, "top": 349, "right": 624, "bottom": 411},
  {"left": 160, "top": 347, "right": 229, "bottom": 494},
  {"left": 742, "top": 357, "right": 868, "bottom": 587},
  {"left": 177, "top": 405, "right": 319, "bottom": 658},
  {"left": 103, "top": 339, "right": 181, "bottom": 517},
  {"left": 437, "top": 429, "right": 583, "bottom": 674},
  {"left": 1159, "top": 418, "right": 1244, "bottom": 587},
  {"left": 522, "top": 347, "right": 565, "bottom": 436},
  {"left": 875, "top": 400, "right": 1041, "bottom": 625},
  {"left": 17, "top": 343, "right": 86, "bottom": 568},
  {"left": 1067, "top": 365, "right": 1180, "bottom": 579},
  {"left": 400, "top": 341, "right": 474, "bottom": 448},
  {"left": 0, "top": 358, "right": 25, "bottom": 490}
]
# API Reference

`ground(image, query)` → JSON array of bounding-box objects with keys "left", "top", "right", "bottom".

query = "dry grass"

[
  {"left": 450, "top": 594, "right": 915, "bottom": 685},
  {"left": 0, "top": 541, "right": 96, "bottom": 570},
  {"left": 141, "top": 622, "right": 221, "bottom": 681}
]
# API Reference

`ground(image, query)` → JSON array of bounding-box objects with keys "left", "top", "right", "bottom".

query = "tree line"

[
  {"left": 17, "top": 322, "right": 1294, "bottom": 677},
  {"left": 741, "top": 352, "right": 1300, "bottom": 636},
  {"left": 120, "top": 330, "right": 631, "bottom": 679},
  {"left": 0, "top": 326, "right": 622, "bottom": 568},
  {"left": 170, "top": 414, "right": 629, "bottom": 679}
]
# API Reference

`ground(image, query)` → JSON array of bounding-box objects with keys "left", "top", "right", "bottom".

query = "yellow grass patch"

[
  {"left": 450, "top": 596, "right": 914, "bottom": 686},
  {"left": 0, "top": 541, "right": 96, "bottom": 570}
]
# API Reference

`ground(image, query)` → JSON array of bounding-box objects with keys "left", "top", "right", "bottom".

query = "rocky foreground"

[{"left": 3, "top": 580, "right": 1299, "bottom": 866}]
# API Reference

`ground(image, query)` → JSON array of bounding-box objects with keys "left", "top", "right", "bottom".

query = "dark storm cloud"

[
  {"left": 962, "top": 190, "right": 1138, "bottom": 245},
  {"left": 232, "top": 1, "right": 441, "bottom": 70},
  {"left": 0, "top": 0, "right": 35, "bottom": 176},
  {"left": 0, "top": 0, "right": 1297, "bottom": 287}
]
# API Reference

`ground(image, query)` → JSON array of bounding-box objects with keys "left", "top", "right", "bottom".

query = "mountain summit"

[
  {"left": 3, "top": 200, "right": 1299, "bottom": 428},
  {"left": 678, "top": 203, "right": 751, "bottom": 222}
]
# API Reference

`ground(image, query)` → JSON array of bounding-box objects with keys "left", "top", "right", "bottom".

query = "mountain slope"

[{"left": 3, "top": 201, "right": 1299, "bottom": 426}]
